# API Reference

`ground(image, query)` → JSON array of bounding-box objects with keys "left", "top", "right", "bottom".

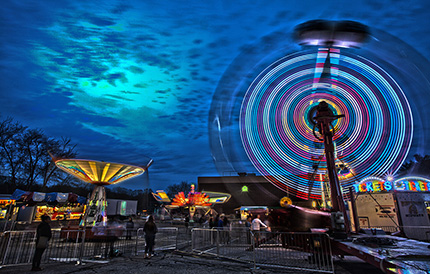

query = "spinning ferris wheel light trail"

[{"left": 239, "top": 20, "right": 413, "bottom": 202}]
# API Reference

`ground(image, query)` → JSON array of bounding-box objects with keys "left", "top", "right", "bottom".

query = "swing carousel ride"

[{"left": 55, "top": 158, "right": 153, "bottom": 226}]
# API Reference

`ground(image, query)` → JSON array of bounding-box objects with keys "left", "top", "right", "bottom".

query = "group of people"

[
  {"left": 31, "top": 214, "right": 158, "bottom": 271},
  {"left": 31, "top": 213, "right": 270, "bottom": 271},
  {"left": 207, "top": 213, "right": 230, "bottom": 228},
  {"left": 246, "top": 214, "right": 270, "bottom": 232},
  {"left": 245, "top": 214, "right": 271, "bottom": 246}
]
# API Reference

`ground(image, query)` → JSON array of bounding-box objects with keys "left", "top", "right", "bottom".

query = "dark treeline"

[
  {"left": 166, "top": 181, "right": 192, "bottom": 198},
  {"left": 0, "top": 116, "right": 77, "bottom": 190},
  {"left": 397, "top": 154, "right": 430, "bottom": 177}
]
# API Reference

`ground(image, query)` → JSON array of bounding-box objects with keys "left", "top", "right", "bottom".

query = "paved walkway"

[{"left": 0, "top": 250, "right": 382, "bottom": 274}]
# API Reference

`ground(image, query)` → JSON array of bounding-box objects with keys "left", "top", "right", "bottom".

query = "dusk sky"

[{"left": 1, "top": 0, "right": 430, "bottom": 192}]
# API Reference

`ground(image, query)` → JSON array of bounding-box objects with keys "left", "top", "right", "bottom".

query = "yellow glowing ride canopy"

[{"left": 55, "top": 159, "right": 145, "bottom": 185}]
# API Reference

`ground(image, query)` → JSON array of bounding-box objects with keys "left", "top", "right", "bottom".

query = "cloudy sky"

[{"left": 1, "top": 0, "right": 430, "bottom": 191}]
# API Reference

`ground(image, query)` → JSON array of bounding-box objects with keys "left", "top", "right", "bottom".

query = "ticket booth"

[{"left": 353, "top": 176, "right": 430, "bottom": 241}]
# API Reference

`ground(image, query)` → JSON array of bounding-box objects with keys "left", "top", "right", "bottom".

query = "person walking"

[
  {"left": 217, "top": 214, "right": 225, "bottom": 228},
  {"left": 184, "top": 215, "right": 190, "bottom": 229},
  {"left": 251, "top": 214, "right": 267, "bottom": 247},
  {"left": 31, "top": 215, "right": 52, "bottom": 271},
  {"left": 251, "top": 214, "right": 267, "bottom": 232},
  {"left": 143, "top": 215, "right": 158, "bottom": 259},
  {"left": 208, "top": 215, "right": 215, "bottom": 228},
  {"left": 126, "top": 217, "right": 134, "bottom": 240},
  {"left": 245, "top": 216, "right": 252, "bottom": 244}
]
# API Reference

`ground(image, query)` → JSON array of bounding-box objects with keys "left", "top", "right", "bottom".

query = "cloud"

[{"left": 2, "top": 0, "right": 430, "bottom": 191}]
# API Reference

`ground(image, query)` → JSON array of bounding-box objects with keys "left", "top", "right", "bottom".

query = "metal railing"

[
  {"left": 191, "top": 228, "right": 334, "bottom": 273},
  {"left": 252, "top": 231, "right": 334, "bottom": 273},
  {"left": 0, "top": 230, "right": 86, "bottom": 266},
  {"left": 135, "top": 227, "right": 178, "bottom": 254},
  {"left": 0, "top": 230, "right": 36, "bottom": 265},
  {"left": 0, "top": 227, "right": 179, "bottom": 267},
  {"left": 358, "top": 225, "right": 398, "bottom": 233},
  {"left": 402, "top": 226, "right": 430, "bottom": 241},
  {"left": 358, "top": 225, "right": 430, "bottom": 241}
]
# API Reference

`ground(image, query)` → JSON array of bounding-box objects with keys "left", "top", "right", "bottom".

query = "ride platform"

[{"left": 331, "top": 234, "right": 430, "bottom": 273}]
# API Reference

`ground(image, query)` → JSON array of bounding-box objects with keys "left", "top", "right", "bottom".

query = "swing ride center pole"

[{"left": 314, "top": 101, "right": 350, "bottom": 234}]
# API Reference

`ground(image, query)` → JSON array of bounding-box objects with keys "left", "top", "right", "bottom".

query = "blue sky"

[{"left": 1, "top": 0, "right": 430, "bottom": 191}]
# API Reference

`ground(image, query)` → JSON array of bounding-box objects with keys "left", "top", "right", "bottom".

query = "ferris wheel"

[{"left": 209, "top": 20, "right": 430, "bottom": 200}]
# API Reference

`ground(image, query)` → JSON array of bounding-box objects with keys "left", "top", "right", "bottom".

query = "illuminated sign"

[
  {"left": 0, "top": 199, "right": 15, "bottom": 207},
  {"left": 354, "top": 177, "right": 430, "bottom": 193},
  {"left": 120, "top": 201, "right": 127, "bottom": 216},
  {"left": 241, "top": 185, "right": 249, "bottom": 192}
]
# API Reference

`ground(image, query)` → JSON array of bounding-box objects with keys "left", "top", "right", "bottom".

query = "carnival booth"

[
  {"left": 353, "top": 176, "right": 430, "bottom": 241},
  {"left": 9, "top": 189, "right": 86, "bottom": 223},
  {"left": 0, "top": 195, "right": 15, "bottom": 221}
]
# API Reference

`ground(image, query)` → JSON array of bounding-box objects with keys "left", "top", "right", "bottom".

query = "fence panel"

[
  {"left": 136, "top": 227, "right": 178, "bottom": 255},
  {"left": 191, "top": 228, "right": 334, "bottom": 273},
  {"left": 0, "top": 228, "right": 142, "bottom": 265},
  {"left": 191, "top": 228, "right": 218, "bottom": 255},
  {"left": 252, "top": 231, "right": 334, "bottom": 273},
  {"left": 43, "top": 230, "right": 85, "bottom": 263},
  {"left": 192, "top": 228, "right": 256, "bottom": 262},
  {"left": 0, "top": 231, "right": 36, "bottom": 265}
]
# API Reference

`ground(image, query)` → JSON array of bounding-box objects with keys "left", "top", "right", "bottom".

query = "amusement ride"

[{"left": 54, "top": 158, "right": 153, "bottom": 227}]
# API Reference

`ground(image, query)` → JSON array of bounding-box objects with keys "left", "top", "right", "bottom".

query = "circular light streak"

[{"left": 239, "top": 49, "right": 413, "bottom": 199}]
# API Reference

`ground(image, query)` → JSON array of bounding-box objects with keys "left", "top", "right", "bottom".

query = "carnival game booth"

[
  {"left": 353, "top": 176, "right": 430, "bottom": 241},
  {"left": 8, "top": 189, "right": 87, "bottom": 225},
  {"left": 0, "top": 195, "right": 15, "bottom": 220}
]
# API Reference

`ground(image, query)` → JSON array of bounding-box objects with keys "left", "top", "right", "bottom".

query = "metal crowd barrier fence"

[
  {"left": 0, "top": 230, "right": 86, "bottom": 266},
  {"left": 0, "top": 230, "right": 36, "bottom": 266},
  {"left": 0, "top": 227, "right": 179, "bottom": 267},
  {"left": 358, "top": 225, "right": 430, "bottom": 241},
  {"left": 1, "top": 226, "right": 335, "bottom": 273},
  {"left": 252, "top": 231, "right": 334, "bottom": 273},
  {"left": 136, "top": 227, "right": 178, "bottom": 255},
  {"left": 192, "top": 228, "right": 251, "bottom": 258},
  {"left": 45, "top": 229, "right": 85, "bottom": 263},
  {"left": 191, "top": 228, "right": 334, "bottom": 273}
]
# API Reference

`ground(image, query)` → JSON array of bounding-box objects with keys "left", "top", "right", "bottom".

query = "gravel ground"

[{"left": 0, "top": 250, "right": 382, "bottom": 274}]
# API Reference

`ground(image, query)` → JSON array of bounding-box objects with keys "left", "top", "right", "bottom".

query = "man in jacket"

[{"left": 32, "top": 215, "right": 52, "bottom": 271}]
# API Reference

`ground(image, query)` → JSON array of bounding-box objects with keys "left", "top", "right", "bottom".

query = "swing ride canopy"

[{"left": 55, "top": 159, "right": 146, "bottom": 186}]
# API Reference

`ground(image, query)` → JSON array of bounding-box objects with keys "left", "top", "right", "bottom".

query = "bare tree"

[
  {"left": 166, "top": 181, "right": 193, "bottom": 197},
  {"left": 398, "top": 154, "right": 430, "bottom": 177},
  {"left": 18, "top": 128, "right": 52, "bottom": 188},
  {"left": 0, "top": 116, "right": 78, "bottom": 190},
  {"left": 0, "top": 117, "right": 27, "bottom": 185},
  {"left": 42, "top": 137, "right": 77, "bottom": 189}
]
